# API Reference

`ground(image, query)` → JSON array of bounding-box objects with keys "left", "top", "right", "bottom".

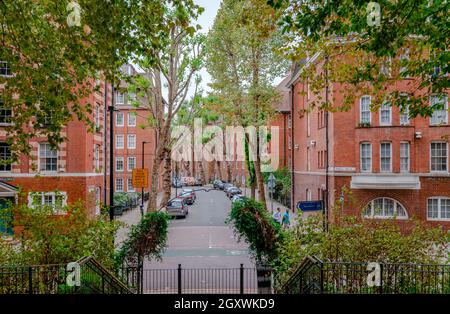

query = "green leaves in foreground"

[
  {"left": 226, "top": 197, "right": 282, "bottom": 264},
  {"left": 115, "top": 211, "right": 170, "bottom": 268}
]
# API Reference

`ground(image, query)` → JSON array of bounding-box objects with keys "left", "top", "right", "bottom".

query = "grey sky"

[{"left": 191, "top": 0, "right": 221, "bottom": 97}]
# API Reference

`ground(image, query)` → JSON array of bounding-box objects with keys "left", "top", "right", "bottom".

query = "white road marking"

[{"left": 208, "top": 233, "right": 212, "bottom": 248}]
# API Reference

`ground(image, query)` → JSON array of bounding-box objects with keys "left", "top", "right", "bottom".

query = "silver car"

[{"left": 166, "top": 198, "right": 189, "bottom": 218}]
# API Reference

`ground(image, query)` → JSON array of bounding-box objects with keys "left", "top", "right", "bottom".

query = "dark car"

[
  {"left": 213, "top": 180, "right": 224, "bottom": 189},
  {"left": 166, "top": 198, "right": 189, "bottom": 218},
  {"left": 223, "top": 183, "right": 234, "bottom": 192},
  {"left": 178, "top": 191, "right": 195, "bottom": 205},
  {"left": 194, "top": 177, "right": 203, "bottom": 186},
  {"left": 227, "top": 187, "right": 242, "bottom": 198}
]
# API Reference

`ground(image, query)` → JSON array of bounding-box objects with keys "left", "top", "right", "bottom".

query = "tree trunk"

[
  {"left": 147, "top": 150, "right": 163, "bottom": 212},
  {"left": 254, "top": 157, "right": 267, "bottom": 209},
  {"left": 160, "top": 147, "right": 172, "bottom": 209},
  {"left": 198, "top": 161, "right": 206, "bottom": 184}
]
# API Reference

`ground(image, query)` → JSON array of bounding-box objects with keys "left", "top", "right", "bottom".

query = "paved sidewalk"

[{"left": 115, "top": 189, "right": 176, "bottom": 246}]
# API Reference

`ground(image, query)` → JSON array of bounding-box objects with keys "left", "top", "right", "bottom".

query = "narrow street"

[
  {"left": 117, "top": 186, "right": 254, "bottom": 269},
  {"left": 143, "top": 188, "right": 253, "bottom": 269}
]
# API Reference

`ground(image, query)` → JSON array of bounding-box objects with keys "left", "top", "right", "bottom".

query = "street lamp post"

[{"left": 140, "top": 141, "right": 149, "bottom": 217}]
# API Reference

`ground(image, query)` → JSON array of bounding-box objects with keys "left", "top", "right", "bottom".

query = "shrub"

[
  {"left": 226, "top": 197, "right": 283, "bottom": 264},
  {"left": 115, "top": 211, "right": 170, "bottom": 268},
  {"left": 0, "top": 201, "right": 121, "bottom": 270},
  {"left": 273, "top": 213, "right": 449, "bottom": 288}
]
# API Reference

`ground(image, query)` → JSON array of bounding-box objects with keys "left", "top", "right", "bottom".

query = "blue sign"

[{"left": 297, "top": 201, "right": 323, "bottom": 212}]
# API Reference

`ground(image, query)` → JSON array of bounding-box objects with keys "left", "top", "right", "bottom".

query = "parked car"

[
  {"left": 194, "top": 177, "right": 203, "bottom": 186},
  {"left": 181, "top": 188, "right": 196, "bottom": 201},
  {"left": 166, "top": 198, "right": 189, "bottom": 218},
  {"left": 231, "top": 194, "right": 244, "bottom": 203},
  {"left": 223, "top": 183, "right": 234, "bottom": 192},
  {"left": 227, "top": 187, "right": 242, "bottom": 198},
  {"left": 213, "top": 180, "right": 224, "bottom": 189},
  {"left": 178, "top": 191, "right": 195, "bottom": 205}
]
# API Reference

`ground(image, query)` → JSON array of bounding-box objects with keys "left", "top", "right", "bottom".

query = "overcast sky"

[{"left": 191, "top": 0, "right": 221, "bottom": 97}]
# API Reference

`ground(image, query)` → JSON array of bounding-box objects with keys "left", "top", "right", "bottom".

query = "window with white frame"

[
  {"left": 399, "top": 49, "right": 410, "bottom": 77},
  {"left": 127, "top": 157, "right": 136, "bottom": 172},
  {"left": 427, "top": 197, "right": 450, "bottom": 221},
  {"left": 430, "top": 142, "right": 448, "bottom": 172},
  {"left": 115, "top": 178, "right": 124, "bottom": 192},
  {"left": 128, "top": 113, "right": 136, "bottom": 126},
  {"left": 380, "top": 142, "right": 392, "bottom": 172},
  {"left": 380, "top": 57, "right": 392, "bottom": 77},
  {"left": 95, "top": 104, "right": 101, "bottom": 129},
  {"left": 128, "top": 92, "right": 136, "bottom": 102},
  {"left": 306, "top": 147, "right": 310, "bottom": 171},
  {"left": 400, "top": 142, "right": 410, "bottom": 172},
  {"left": 39, "top": 143, "right": 57, "bottom": 172},
  {"left": 116, "top": 157, "right": 124, "bottom": 171},
  {"left": 379, "top": 102, "right": 392, "bottom": 125},
  {"left": 127, "top": 178, "right": 134, "bottom": 192},
  {"left": 430, "top": 95, "right": 448, "bottom": 125},
  {"left": 94, "top": 144, "right": 100, "bottom": 170},
  {"left": 400, "top": 105, "right": 410, "bottom": 125},
  {"left": 116, "top": 112, "right": 124, "bottom": 126},
  {"left": 360, "top": 142, "right": 372, "bottom": 172},
  {"left": 360, "top": 96, "right": 371, "bottom": 124},
  {"left": 28, "top": 191, "right": 67, "bottom": 214},
  {"left": 363, "top": 197, "right": 408, "bottom": 219},
  {"left": 0, "top": 99, "right": 12, "bottom": 124},
  {"left": 0, "top": 61, "right": 11, "bottom": 76},
  {"left": 0, "top": 143, "right": 12, "bottom": 171},
  {"left": 127, "top": 134, "right": 136, "bottom": 149},
  {"left": 306, "top": 189, "right": 312, "bottom": 201},
  {"left": 116, "top": 134, "right": 124, "bottom": 149},
  {"left": 116, "top": 91, "right": 124, "bottom": 104},
  {"left": 288, "top": 115, "right": 292, "bottom": 128}
]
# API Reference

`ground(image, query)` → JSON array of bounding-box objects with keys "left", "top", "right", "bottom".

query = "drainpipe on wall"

[
  {"left": 103, "top": 81, "right": 108, "bottom": 205},
  {"left": 324, "top": 54, "right": 330, "bottom": 233},
  {"left": 290, "top": 84, "right": 295, "bottom": 212}
]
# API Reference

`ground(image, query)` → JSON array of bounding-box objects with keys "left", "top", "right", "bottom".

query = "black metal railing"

[
  {"left": 278, "top": 256, "right": 450, "bottom": 294},
  {"left": 119, "top": 264, "right": 272, "bottom": 294},
  {"left": 0, "top": 257, "right": 133, "bottom": 294}
]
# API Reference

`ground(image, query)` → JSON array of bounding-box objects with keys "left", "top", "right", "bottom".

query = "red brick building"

[
  {"left": 289, "top": 55, "right": 450, "bottom": 231},
  {"left": 113, "top": 64, "right": 159, "bottom": 195},
  {"left": 0, "top": 77, "right": 109, "bottom": 223}
]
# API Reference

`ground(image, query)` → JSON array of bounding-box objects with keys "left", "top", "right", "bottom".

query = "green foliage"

[
  {"left": 269, "top": 0, "right": 449, "bottom": 117},
  {"left": 263, "top": 167, "right": 291, "bottom": 198},
  {"left": 115, "top": 211, "right": 170, "bottom": 268},
  {"left": 0, "top": 0, "right": 204, "bottom": 164},
  {"left": 0, "top": 201, "right": 121, "bottom": 270},
  {"left": 273, "top": 213, "right": 449, "bottom": 288},
  {"left": 226, "top": 197, "right": 283, "bottom": 264}
]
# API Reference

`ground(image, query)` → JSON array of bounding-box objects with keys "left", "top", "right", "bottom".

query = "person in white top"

[{"left": 272, "top": 207, "right": 282, "bottom": 224}]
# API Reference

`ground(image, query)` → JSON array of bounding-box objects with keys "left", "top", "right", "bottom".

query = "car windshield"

[{"left": 179, "top": 192, "right": 190, "bottom": 197}]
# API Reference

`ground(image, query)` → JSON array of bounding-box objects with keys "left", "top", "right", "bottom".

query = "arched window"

[{"left": 363, "top": 197, "right": 408, "bottom": 219}]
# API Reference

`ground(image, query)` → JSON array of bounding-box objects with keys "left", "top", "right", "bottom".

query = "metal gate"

[{"left": 119, "top": 264, "right": 272, "bottom": 294}]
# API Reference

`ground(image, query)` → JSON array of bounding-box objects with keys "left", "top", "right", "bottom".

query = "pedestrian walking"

[
  {"left": 272, "top": 207, "right": 282, "bottom": 225},
  {"left": 282, "top": 209, "right": 290, "bottom": 228}
]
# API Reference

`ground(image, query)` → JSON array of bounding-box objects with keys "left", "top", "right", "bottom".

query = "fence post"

[
  {"left": 319, "top": 261, "right": 324, "bottom": 294},
  {"left": 178, "top": 264, "right": 182, "bottom": 294},
  {"left": 240, "top": 264, "right": 244, "bottom": 294},
  {"left": 28, "top": 266, "right": 33, "bottom": 294}
]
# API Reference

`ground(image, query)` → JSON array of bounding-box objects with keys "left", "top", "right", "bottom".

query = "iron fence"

[
  {"left": 0, "top": 257, "right": 133, "bottom": 294},
  {"left": 119, "top": 264, "right": 272, "bottom": 294},
  {"left": 279, "top": 256, "right": 450, "bottom": 294}
]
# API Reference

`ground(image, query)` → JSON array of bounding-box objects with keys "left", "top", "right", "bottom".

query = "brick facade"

[{"left": 289, "top": 57, "right": 450, "bottom": 231}]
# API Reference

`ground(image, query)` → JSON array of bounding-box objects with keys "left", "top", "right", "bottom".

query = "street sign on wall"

[
  {"left": 296, "top": 200, "right": 323, "bottom": 212},
  {"left": 132, "top": 168, "right": 148, "bottom": 189}
]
